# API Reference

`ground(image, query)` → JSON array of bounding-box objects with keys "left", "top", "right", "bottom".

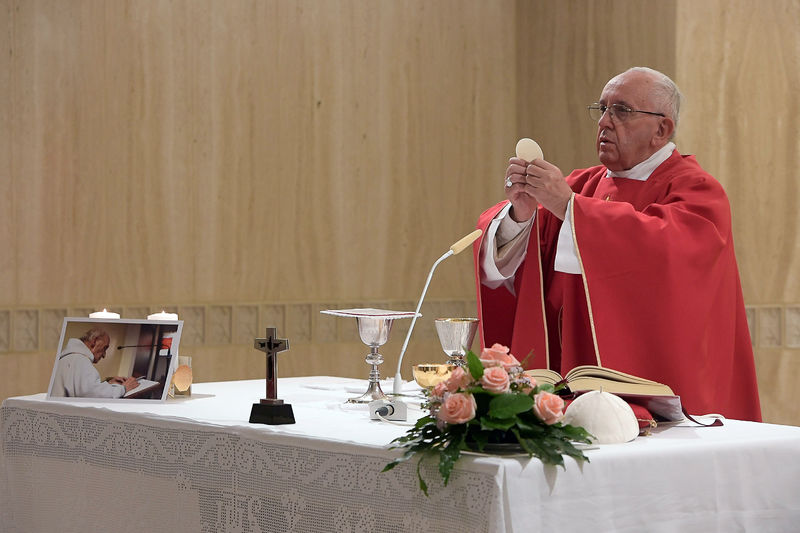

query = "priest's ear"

[{"left": 653, "top": 116, "right": 676, "bottom": 144}]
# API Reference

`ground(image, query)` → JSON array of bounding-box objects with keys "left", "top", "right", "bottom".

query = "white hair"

[
  {"left": 624, "top": 67, "right": 683, "bottom": 135},
  {"left": 80, "top": 327, "right": 109, "bottom": 344}
]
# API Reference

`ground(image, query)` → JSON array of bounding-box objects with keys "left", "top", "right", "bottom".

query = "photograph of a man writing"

[{"left": 50, "top": 327, "right": 139, "bottom": 398}]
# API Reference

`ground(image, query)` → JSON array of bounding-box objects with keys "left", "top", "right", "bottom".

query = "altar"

[{"left": 2, "top": 377, "right": 799, "bottom": 532}]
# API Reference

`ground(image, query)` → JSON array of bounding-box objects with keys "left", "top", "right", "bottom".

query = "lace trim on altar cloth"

[{"left": 1, "top": 406, "right": 501, "bottom": 533}]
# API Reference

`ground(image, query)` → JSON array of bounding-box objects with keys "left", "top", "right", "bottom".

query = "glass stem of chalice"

[
  {"left": 348, "top": 316, "right": 394, "bottom": 404},
  {"left": 435, "top": 318, "right": 479, "bottom": 367}
]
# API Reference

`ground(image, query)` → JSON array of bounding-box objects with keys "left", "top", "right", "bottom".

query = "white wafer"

[{"left": 515, "top": 138, "right": 544, "bottom": 162}]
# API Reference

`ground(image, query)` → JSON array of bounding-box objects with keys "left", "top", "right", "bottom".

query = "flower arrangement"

[{"left": 383, "top": 344, "right": 592, "bottom": 495}]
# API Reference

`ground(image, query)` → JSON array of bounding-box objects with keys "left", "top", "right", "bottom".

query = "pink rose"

[
  {"left": 480, "top": 366, "right": 510, "bottom": 393},
  {"left": 431, "top": 381, "right": 448, "bottom": 400},
  {"left": 437, "top": 392, "right": 476, "bottom": 425},
  {"left": 533, "top": 392, "right": 565, "bottom": 425},
  {"left": 480, "top": 343, "right": 521, "bottom": 370},
  {"left": 445, "top": 366, "right": 472, "bottom": 393}
]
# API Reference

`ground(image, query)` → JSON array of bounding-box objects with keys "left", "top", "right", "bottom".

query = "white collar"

[{"left": 605, "top": 142, "right": 676, "bottom": 181}]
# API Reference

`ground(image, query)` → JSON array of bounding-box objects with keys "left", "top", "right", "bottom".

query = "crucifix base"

[{"left": 249, "top": 399, "right": 295, "bottom": 425}]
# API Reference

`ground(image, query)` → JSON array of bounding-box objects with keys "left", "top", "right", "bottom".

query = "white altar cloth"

[{"left": 2, "top": 377, "right": 799, "bottom": 533}]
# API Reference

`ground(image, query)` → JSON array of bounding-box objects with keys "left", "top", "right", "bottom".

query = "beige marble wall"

[
  {"left": 675, "top": 0, "right": 800, "bottom": 425},
  {"left": 2, "top": 0, "right": 798, "bottom": 425},
  {"left": 0, "top": 0, "right": 515, "bottom": 398}
]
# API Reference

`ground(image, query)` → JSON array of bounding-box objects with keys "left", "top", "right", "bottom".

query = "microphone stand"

[{"left": 392, "top": 229, "right": 482, "bottom": 395}]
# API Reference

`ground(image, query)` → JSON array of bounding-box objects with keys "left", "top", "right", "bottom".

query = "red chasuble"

[{"left": 473, "top": 150, "right": 762, "bottom": 421}]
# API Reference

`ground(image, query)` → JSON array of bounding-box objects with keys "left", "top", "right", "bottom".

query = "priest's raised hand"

[{"left": 504, "top": 156, "right": 572, "bottom": 221}]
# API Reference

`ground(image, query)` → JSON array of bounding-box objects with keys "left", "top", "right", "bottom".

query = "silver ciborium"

[{"left": 435, "top": 318, "right": 479, "bottom": 367}]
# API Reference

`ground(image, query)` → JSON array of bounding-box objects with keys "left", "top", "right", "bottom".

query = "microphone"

[
  {"left": 392, "top": 229, "right": 483, "bottom": 394},
  {"left": 117, "top": 344, "right": 152, "bottom": 350}
]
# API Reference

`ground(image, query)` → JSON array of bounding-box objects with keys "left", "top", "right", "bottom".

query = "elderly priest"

[{"left": 473, "top": 67, "right": 761, "bottom": 421}]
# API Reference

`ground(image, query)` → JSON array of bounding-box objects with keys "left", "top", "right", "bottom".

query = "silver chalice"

[
  {"left": 348, "top": 315, "right": 394, "bottom": 403},
  {"left": 434, "top": 317, "right": 479, "bottom": 367},
  {"left": 319, "top": 308, "right": 418, "bottom": 403}
]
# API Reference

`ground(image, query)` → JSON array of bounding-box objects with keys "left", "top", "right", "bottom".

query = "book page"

[
  {"left": 524, "top": 368, "right": 563, "bottom": 385},
  {"left": 567, "top": 376, "right": 674, "bottom": 396},
  {"left": 124, "top": 379, "right": 160, "bottom": 398},
  {"left": 525, "top": 366, "right": 675, "bottom": 396},
  {"left": 565, "top": 365, "right": 666, "bottom": 385}
]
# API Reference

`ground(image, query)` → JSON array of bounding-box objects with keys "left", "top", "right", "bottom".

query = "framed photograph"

[{"left": 46, "top": 317, "right": 183, "bottom": 402}]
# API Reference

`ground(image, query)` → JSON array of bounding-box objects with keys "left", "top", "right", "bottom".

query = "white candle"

[
  {"left": 147, "top": 310, "right": 179, "bottom": 321},
  {"left": 89, "top": 308, "right": 120, "bottom": 319}
]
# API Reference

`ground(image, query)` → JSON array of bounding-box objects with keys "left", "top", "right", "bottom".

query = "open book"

[
  {"left": 525, "top": 366, "right": 684, "bottom": 421},
  {"left": 124, "top": 378, "right": 161, "bottom": 398},
  {"left": 526, "top": 365, "right": 674, "bottom": 396}
]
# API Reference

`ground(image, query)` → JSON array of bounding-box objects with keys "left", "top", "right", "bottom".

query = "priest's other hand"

[
  {"left": 504, "top": 157, "right": 538, "bottom": 222},
  {"left": 505, "top": 157, "right": 572, "bottom": 221},
  {"left": 523, "top": 158, "right": 572, "bottom": 221}
]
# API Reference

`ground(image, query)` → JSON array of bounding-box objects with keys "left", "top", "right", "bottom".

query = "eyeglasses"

[{"left": 587, "top": 103, "right": 665, "bottom": 123}]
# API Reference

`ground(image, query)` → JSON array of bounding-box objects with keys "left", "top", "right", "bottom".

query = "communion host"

[{"left": 473, "top": 67, "right": 761, "bottom": 421}]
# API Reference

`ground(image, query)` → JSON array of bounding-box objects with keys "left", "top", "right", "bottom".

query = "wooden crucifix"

[{"left": 249, "top": 327, "right": 295, "bottom": 425}]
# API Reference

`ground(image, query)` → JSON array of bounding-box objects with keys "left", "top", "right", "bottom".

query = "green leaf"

[
  {"left": 488, "top": 393, "right": 534, "bottom": 419},
  {"left": 438, "top": 437, "right": 463, "bottom": 486},
  {"left": 385, "top": 450, "right": 415, "bottom": 470},
  {"left": 514, "top": 429, "right": 565, "bottom": 467},
  {"left": 416, "top": 456, "right": 429, "bottom": 497},
  {"left": 414, "top": 415, "right": 435, "bottom": 428},
  {"left": 461, "top": 428, "right": 489, "bottom": 452},
  {"left": 466, "top": 350, "right": 484, "bottom": 380},
  {"left": 554, "top": 423, "right": 594, "bottom": 444},
  {"left": 559, "top": 440, "right": 591, "bottom": 463},
  {"left": 480, "top": 416, "right": 516, "bottom": 431},
  {"left": 512, "top": 414, "right": 540, "bottom": 433}
]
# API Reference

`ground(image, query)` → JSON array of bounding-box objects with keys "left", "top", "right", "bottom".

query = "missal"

[
  {"left": 526, "top": 365, "right": 674, "bottom": 396},
  {"left": 525, "top": 365, "right": 684, "bottom": 421}
]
